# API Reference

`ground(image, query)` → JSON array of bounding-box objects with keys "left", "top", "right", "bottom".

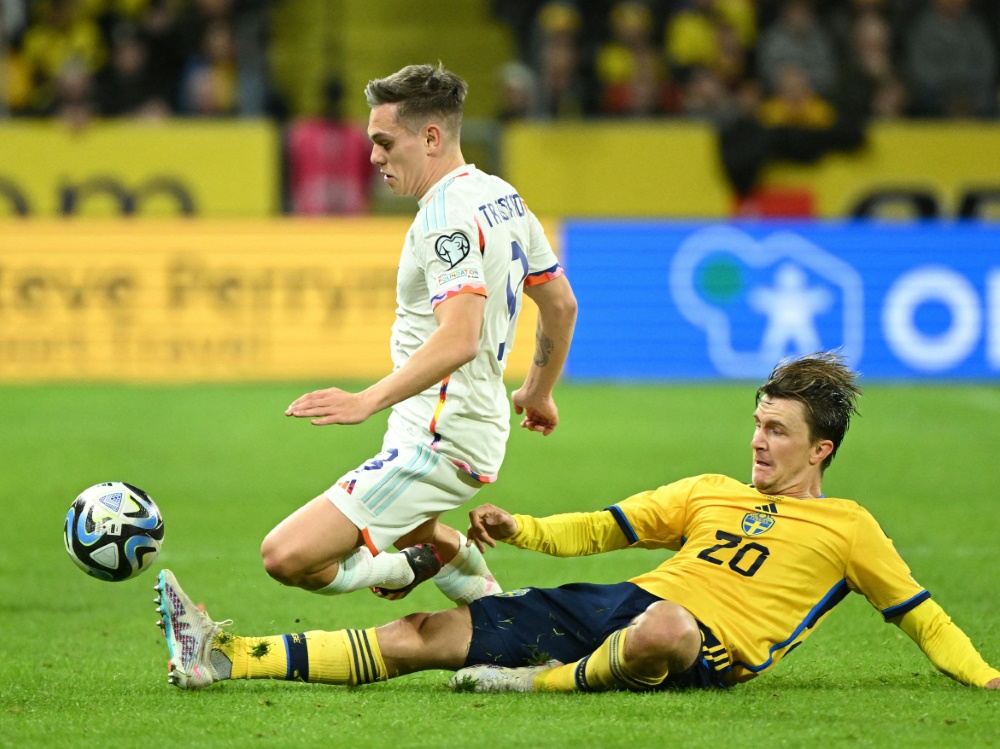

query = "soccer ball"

[{"left": 64, "top": 482, "right": 164, "bottom": 582}]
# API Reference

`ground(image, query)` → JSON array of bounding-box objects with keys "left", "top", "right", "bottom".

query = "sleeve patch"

[
  {"left": 434, "top": 231, "right": 471, "bottom": 268},
  {"left": 436, "top": 267, "right": 483, "bottom": 286}
]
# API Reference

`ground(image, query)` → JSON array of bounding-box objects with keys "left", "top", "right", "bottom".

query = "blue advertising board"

[{"left": 563, "top": 221, "right": 1000, "bottom": 380}]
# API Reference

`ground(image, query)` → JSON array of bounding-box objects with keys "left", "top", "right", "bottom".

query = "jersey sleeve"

[
  {"left": 503, "top": 510, "right": 630, "bottom": 557},
  {"left": 606, "top": 478, "right": 695, "bottom": 551},
  {"left": 896, "top": 599, "right": 1000, "bottom": 687},
  {"left": 845, "top": 508, "right": 930, "bottom": 618},
  {"left": 522, "top": 209, "right": 564, "bottom": 288},
  {"left": 418, "top": 222, "right": 488, "bottom": 311}
]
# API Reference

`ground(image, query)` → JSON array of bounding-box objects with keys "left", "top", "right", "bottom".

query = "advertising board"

[
  {"left": 0, "top": 220, "right": 542, "bottom": 382},
  {"left": 565, "top": 221, "right": 1000, "bottom": 380}
]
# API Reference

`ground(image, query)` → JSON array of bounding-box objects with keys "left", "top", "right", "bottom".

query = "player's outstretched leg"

[
  {"left": 451, "top": 625, "right": 681, "bottom": 693},
  {"left": 448, "top": 660, "right": 562, "bottom": 693},
  {"left": 371, "top": 543, "right": 443, "bottom": 600},
  {"left": 155, "top": 569, "right": 234, "bottom": 690}
]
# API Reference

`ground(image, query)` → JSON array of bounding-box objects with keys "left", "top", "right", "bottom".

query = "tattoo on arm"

[{"left": 533, "top": 325, "right": 554, "bottom": 367}]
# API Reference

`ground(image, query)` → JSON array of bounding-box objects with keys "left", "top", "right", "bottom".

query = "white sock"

[
  {"left": 314, "top": 547, "right": 414, "bottom": 595},
  {"left": 433, "top": 533, "right": 503, "bottom": 604}
]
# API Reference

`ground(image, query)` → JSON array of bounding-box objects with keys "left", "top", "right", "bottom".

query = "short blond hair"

[{"left": 364, "top": 63, "right": 467, "bottom": 136}]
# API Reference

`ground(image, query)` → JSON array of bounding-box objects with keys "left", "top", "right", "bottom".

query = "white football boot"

[
  {"left": 154, "top": 569, "right": 231, "bottom": 689},
  {"left": 448, "top": 661, "right": 562, "bottom": 693}
]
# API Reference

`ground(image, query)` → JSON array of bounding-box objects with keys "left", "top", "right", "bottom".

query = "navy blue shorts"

[{"left": 465, "top": 581, "right": 728, "bottom": 690}]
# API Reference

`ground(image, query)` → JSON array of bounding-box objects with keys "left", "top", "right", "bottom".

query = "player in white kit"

[{"left": 260, "top": 63, "right": 578, "bottom": 605}]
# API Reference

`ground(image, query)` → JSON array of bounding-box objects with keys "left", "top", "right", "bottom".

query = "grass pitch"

[{"left": 2, "top": 381, "right": 998, "bottom": 748}]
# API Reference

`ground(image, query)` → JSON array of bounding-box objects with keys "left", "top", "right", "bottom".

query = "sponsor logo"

[
  {"left": 883, "top": 265, "right": 996, "bottom": 372},
  {"left": 436, "top": 267, "right": 482, "bottom": 285},
  {"left": 670, "top": 226, "right": 864, "bottom": 378}
]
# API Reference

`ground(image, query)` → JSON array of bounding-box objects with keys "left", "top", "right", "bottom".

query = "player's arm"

[
  {"left": 286, "top": 292, "right": 484, "bottom": 425},
  {"left": 891, "top": 599, "right": 1000, "bottom": 689},
  {"left": 511, "top": 275, "right": 577, "bottom": 436},
  {"left": 467, "top": 503, "right": 629, "bottom": 556}
]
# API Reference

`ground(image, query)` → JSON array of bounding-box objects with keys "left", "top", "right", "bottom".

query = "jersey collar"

[{"left": 419, "top": 164, "right": 477, "bottom": 208}]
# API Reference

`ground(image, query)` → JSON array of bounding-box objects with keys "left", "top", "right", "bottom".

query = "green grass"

[{"left": 2, "top": 382, "right": 999, "bottom": 748}]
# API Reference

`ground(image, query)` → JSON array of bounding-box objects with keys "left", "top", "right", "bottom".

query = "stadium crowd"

[
  {"left": 3, "top": 0, "right": 998, "bottom": 124},
  {"left": 1, "top": 0, "right": 998, "bottom": 211},
  {"left": 494, "top": 0, "right": 1000, "bottom": 124},
  {"left": 0, "top": 0, "right": 271, "bottom": 123}
]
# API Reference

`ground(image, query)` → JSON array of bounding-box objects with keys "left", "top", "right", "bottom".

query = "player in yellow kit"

[{"left": 154, "top": 352, "right": 1000, "bottom": 693}]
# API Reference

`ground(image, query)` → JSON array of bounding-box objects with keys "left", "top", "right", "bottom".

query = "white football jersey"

[{"left": 387, "top": 164, "right": 563, "bottom": 482}]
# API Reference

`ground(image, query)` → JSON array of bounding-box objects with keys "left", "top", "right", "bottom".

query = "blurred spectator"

[
  {"left": 834, "top": 3, "right": 905, "bottom": 123},
  {"left": 230, "top": 0, "right": 268, "bottom": 116},
  {"left": 178, "top": 18, "right": 236, "bottom": 115},
  {"left": 904, "top": 0, "right": 997, "bottom": 118},
  {"left": 665, "top": 0, "right": 755, "bottom": 119},
  {"left": 528, "top": 1, "right": 586, "bottom": 118},
  {"left": 1, "top": 0, "right": 29, "bottom": 115},
  {"left": 95, "top": 21, "right": 169, "bottom": 117},
  {"left": 595, "top": 0, "right": 681, "bottom": 116},
  {"left": 18, "top": 0, "right": 106, "bottom": 115},
  {"left": 492, "top": 0, "right": 551, "bottom": 62},
  {"left": 712, "top": 13, "right": 751, "bottom": 89},
  {"left": 1, "top": 0, "right": 26, "bottom": 37},
  {"left": 758, "top": 61, "right": 835, "bottom": 128},
  {"left": 138, "top": 0, "right": 187, "bottom": 114},
  {"left": 666, "top": 0, "right": 755, "bottom": 82},
  {"left": 496, "top": 59, "right": 538, "bottom": 120},
  {"left": 757, "top": 0, "right": 837, "bottom": 98},
  {"left": 681, "top": 65, "right": 744, "bottom": 124},
  {"left": 286, "top": 77, "right": 375, "bottom": 216},
  {"left": 53, "top": 54, "right": 94, "bottom": 129}
]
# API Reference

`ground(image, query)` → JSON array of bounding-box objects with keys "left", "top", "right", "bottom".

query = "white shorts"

[{"left": 326, "top": 435, "right": 482, "bottom": 554}]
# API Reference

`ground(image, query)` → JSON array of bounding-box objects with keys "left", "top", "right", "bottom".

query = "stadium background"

[{"left": 3, "top": 0, "right": 1000, "bottom": 385}]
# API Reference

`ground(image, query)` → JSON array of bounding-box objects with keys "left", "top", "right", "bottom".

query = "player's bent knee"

[
  {"left": 627, "top": 601, "right": 701, "bottom": 673},
  {"left": 260, "top": 536, "right": 308, "bottom": 587}
]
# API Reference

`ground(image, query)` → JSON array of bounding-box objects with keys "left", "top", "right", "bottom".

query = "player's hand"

[
  {"left": 511, "top": 388, "right": 558, "bottom": 436},
  {"left": 285, "top": 387, "right": 374, "bottom": 425},
  {"left": 467, "top": 504, "right": 519, "bottom": 552},
  {"left": 985, "top": 677, "right": 1000, "bottom": 690}
]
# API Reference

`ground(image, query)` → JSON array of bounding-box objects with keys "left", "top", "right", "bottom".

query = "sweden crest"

[
  {"left": 496, "top": 588, "right": 531, "bottom": 598},
  {"left": 742, "top": 512, "right": 775, "bottom": 536}
]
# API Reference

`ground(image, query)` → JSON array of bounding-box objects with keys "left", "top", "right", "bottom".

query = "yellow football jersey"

[{"left": 613, "top": 474, "right": 928, "bottom": 685}]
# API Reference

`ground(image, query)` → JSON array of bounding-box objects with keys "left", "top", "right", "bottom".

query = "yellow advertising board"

[
  {"left": 503, "top": 121, "right": 732, "bottom": 218},
  {"left": 0, "top": 220, "right": 543, "bottom": 382},
  {"left": 502, "top": 121, "right": 1000, "bottom": 219},
  {"left": 762, "top": 122, "right": 1000, "bottom": 218},
  {"left": 0, "top": 121, "right": 278, "bottom": 217}
]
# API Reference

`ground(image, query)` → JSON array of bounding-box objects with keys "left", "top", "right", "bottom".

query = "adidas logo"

[{"left": 754, "top": 503, "right": 778, "bottom": 514}]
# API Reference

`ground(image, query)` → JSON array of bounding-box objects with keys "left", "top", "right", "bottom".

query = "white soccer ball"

[{"left": 63, "top": 482, "right": 164, "bottom": 582}]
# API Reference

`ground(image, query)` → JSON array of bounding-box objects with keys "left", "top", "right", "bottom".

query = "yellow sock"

[
  {"left": 227, "top": 629, "right": 387, "bottom": 684},
  {"left": 307, "top": 629, "right": 387, "bottom": 685},
  {"left": 229, "top": 635, "right": 292, "bottom": 680},
  {"left": 534, "top": 628, "right": 667, "bottom": 692}
]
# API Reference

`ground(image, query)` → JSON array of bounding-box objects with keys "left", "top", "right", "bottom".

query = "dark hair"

[
  {"left": 756, "top": 351, "right": 862, "bottom": 471},
  {"left": 364, "top": 63, "right": 467, "bottom": 135}
]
